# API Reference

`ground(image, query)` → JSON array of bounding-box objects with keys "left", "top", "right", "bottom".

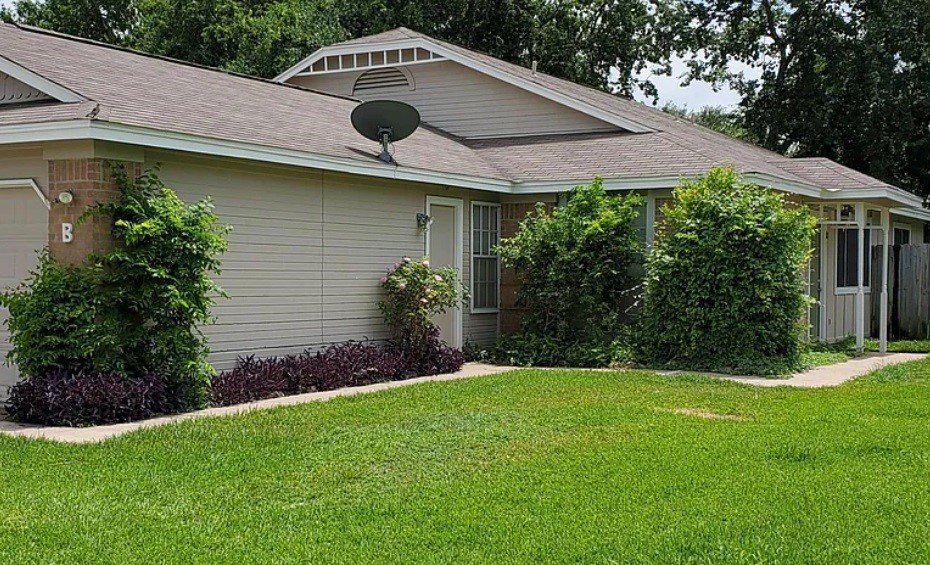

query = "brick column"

[
  {"left": 500, "top": 201, "right": 553, "bottom": 335},
  {"left": 47, "top": 159, "right": 142, "bottom": 266}
]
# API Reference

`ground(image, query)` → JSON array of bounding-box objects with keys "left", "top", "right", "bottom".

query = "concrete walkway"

[
  {"left": 0, "top": 363, "right": 514, "bottom": 444},
  {"left": 707, "top": 353, "right": 926, "bottom": 388}
]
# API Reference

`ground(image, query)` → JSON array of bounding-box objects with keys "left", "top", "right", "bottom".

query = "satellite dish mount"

[
  {"left": 351, "top": 100, "right": 421, "bottom": 165},
  {"left": 377, "top": 126, "right": 394, "bottom": 164}
]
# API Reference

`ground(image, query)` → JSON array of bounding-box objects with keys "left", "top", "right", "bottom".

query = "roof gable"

[
  {"left": 275, "top": 29, "right": 655, "bottom": 134},
  {"left": 0, "top": 54, "right": 85, "bottom": 104}
]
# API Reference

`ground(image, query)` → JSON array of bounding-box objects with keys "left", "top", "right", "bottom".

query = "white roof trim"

[
  {"left": 891, "top": 206, "right": 930, "bottom": 222},
  {"left": 0, "top": 178, "right": 51, "bottom": 209},
  {"left": 275, "top": 38, "right": 655, "bottom": 134},
  {"left": 0, "top": 120, "right": 926, "bottom": 216},
  {"left": 0, "top": 120, "right": 514, "bottom": 193},
  {"left": 0, "top": 54, "right": 86, "bottom": 104}
]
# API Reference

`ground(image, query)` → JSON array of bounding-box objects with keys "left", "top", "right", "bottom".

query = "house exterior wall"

[
  {"left": 147, "top": 152, "right": 499, "bottom": 370},
  {"left": 0, "top": 145, "right": 48, "bottom": 397},
  {"left": 289, "top": 60, "right": 619, "bottom": 139}
]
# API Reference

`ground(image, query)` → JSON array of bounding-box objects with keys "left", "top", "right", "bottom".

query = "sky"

[{"left": 0, "top": 0, "right": 749, "bottom": 109}]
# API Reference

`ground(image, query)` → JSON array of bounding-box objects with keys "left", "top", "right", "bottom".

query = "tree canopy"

[{"left": 680, "top": 0, "right": 930, "bottom": 199}]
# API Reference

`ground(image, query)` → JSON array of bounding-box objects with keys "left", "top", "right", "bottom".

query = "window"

[
  {"left": 836, "top": 228, "right": 871, "bottom": 290},
  {"left": 894, "top": 225, "right": 912, "bottom": 246},
  {"left": 471, "top": 203, "right": 500, "bottom": 312}
]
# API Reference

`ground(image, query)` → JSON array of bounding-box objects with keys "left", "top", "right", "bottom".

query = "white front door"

[
  {"left": 425, "top": 196, "right": 463, "bottom": 348},
  {"left": 0, "top": 185, "right": 48, "bottom": 395}
]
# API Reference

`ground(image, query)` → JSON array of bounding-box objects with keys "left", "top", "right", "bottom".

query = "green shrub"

[
  {"left": 2, "top": 165, "right": 230, "bottom": 412},
  {"left": 0, "top": 253, "right": 119, "bottom": 377},
  {"left": 379, "top": 257, "right": 466, "bottom": 355},
  {"left": 639, "top": 167, "right": 817, "bottom": 375},
  {"left": 88, "top": 167, "right": 230, "bottom": 410},
  {"left": 496, "top": 178, "right": 643, "bottom": 366}
]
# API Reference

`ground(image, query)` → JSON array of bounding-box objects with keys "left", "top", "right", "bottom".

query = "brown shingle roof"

[
  {"left": 0, "top": 23, "right": 507, "bottom": 179},
  {"left": 0, "top": 23, "right": 915, "bottom": 198}
]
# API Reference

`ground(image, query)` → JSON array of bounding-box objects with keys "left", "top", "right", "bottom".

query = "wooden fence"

[{"left": 871, "top": 244, "right": 930, "bottom": 339}]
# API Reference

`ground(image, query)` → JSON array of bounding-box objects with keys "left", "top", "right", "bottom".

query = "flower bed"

[
  {"left": 211, "top": 340, "right": 463, "bottom": 407},
  {"left": 5, "top": 340, "right": 465, "bottom": 426}
]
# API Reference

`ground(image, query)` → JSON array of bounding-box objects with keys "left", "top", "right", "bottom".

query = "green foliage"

[
  {"left": 680, "top": 0, "right": 930, "bottom": 199},
  {"left": 661, "top": 103, "right": 755, "bottom": 142},
  {"left": 639, "top": 167, "right": 817, "bottom": 375},
  {"left": 495, "top": 331, "right": 633, "bottom": 368},
  {"left": 1, "top": 0, "right": 136, "bottom": 45},
  {"left": 496, "top": 179, "right": 642, "bottom": 366},
  {"left": 0, "top": 253, "right": 119, "bottom": 377},
  {"left": 1, "top": 166, "right": 229, "bottom": 411},
  {"left": 379, "top": 257, "right": 465, "bottom": 352},
  {"left": 87, "top": 167, "right": 231, "bottom": 409}
]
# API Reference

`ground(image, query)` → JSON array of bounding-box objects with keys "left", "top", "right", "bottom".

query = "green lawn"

[
  {"left": 801, "top": 338, "right": 930, "bottom": 369},
  {"left": 3, "top": 359, "right": 930, "bottom": 563}
]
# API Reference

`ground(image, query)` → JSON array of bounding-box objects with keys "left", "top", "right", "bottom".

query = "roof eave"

[{"left": 0, "top": 119, "right": 513, "bottom": 193}]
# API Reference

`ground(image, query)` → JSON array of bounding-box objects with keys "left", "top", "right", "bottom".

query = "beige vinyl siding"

[
  {"left": 148, "top": 153, "right": 499, "bottom": 369},
  {"left": 0, "top": 144, "right": 48, "bottom": 192},
  {"left": 290, "top": 60, "right": 619, "bottom": 139},
  {"left": 0, "top": 145, "right": 48, "bottom": 396}
]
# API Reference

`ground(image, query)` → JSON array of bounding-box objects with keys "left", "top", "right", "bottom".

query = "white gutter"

[
  {"left": 1, "top": 120, "right": 927, "bottom": 219},
  {"left": 0, "top": 119, "right": 513, "bottom": 193}
]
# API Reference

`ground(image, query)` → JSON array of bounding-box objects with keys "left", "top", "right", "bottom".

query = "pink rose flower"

[
  {"left": 422, "top": 260, "right": 430, "bottom": 267},
  {"left": 379, "top": 276, "right": 387, "bottom": 284},
  {"left": 420, "top": 297, "right": 428, "bottom": 304},
  {"left": 398, "top": 283, "right": 406, "bottom": 291},
  {"left": 434, "top": 275, "right": 443, "bottom": 282},
  {"left": 403, "top": 257, "right": 412, "bottom": 263}
]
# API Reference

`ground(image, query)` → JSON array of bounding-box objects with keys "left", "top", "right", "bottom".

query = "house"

[{"left": 0, "top": 23, "right": 927, "bottom": 394}]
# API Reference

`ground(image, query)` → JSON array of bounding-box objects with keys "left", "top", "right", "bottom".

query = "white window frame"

[
  {"left": 470, "top": 201, "right": 501, "bottom": 314},
  {"left": 893, "top": 223, "right": 912, "bottom": 246},
  {"left": 835, "top": 226, "right": 872, "bottom": 295}
]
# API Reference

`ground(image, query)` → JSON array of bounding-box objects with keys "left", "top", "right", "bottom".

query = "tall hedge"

[{"left": 639, "top": 167, "right": 817, "bottom": 374}]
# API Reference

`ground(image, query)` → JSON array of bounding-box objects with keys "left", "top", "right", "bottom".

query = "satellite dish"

[{"left": 351, "top": 100, "right": 421, "bottom": 164}]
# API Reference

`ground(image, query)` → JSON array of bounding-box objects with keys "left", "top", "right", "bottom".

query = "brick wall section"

[
  {"left": 499, "top": 201, "right": 553, "bottom": 335},
  {"left": 47, "top": 159, "right": 142, "bottom": 265}
]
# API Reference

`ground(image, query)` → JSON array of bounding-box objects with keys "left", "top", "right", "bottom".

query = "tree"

[
  {"left": 1, "top": 0, "right": 137, "bottom": 44},
  {"left": 661, "top": 103, "right": 755, "bottom": 141},
  {"left": 131, "top": 0, "right": 346, "bottom": 77},
  {"left": 680, "top": 0, "right": 930, "bottom": 199}
]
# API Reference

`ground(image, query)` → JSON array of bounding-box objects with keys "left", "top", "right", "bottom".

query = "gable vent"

[
  {"left": 353, "top": 67, "right": 413, "bottom": 94},
  {"left": 0, "top": 72, "right": 51, "bottom": 105}
]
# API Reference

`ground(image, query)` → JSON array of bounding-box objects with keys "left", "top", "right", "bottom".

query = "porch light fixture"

[
  {"left": 56, "top": 190, "right": 74, "bottom": 205},
  {"left": 416, "top": 212, "right": 432, "bottom": 230}
]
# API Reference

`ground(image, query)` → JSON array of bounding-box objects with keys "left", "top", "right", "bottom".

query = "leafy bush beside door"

[
  {"left": 639, "top": 167, "right": 817, "bottom": 374},
  {"left": 496, "top": 178, "right": 643, "bottom": 366}
]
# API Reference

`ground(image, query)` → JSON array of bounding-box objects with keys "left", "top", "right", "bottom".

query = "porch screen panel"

[{"left": 836, "top": 228, "right": 871, "bottom": 289}]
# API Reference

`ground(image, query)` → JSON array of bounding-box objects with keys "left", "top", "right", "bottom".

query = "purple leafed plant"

[
  {"left": 5, "top": 370, "right": 168, "bottom": 427},
  {"left": 209, "top": 339, "right": 464, "bottom": 408}
]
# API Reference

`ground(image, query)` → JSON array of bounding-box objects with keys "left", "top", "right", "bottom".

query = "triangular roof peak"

[
  {"left": 0, "top": 52, "right": 86, "bottom": 104},
  {"left": 275, "top": 28, "right": 655, "bottom": 134}
]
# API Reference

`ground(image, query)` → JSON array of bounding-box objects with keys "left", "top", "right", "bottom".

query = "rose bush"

[{"left": 379, "top": 257, "right": 466, "bottom": 354}]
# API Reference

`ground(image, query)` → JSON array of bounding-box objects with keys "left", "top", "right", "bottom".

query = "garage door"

[{"left": 0, "top": 185, "right": 47, "bottom": 395}]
